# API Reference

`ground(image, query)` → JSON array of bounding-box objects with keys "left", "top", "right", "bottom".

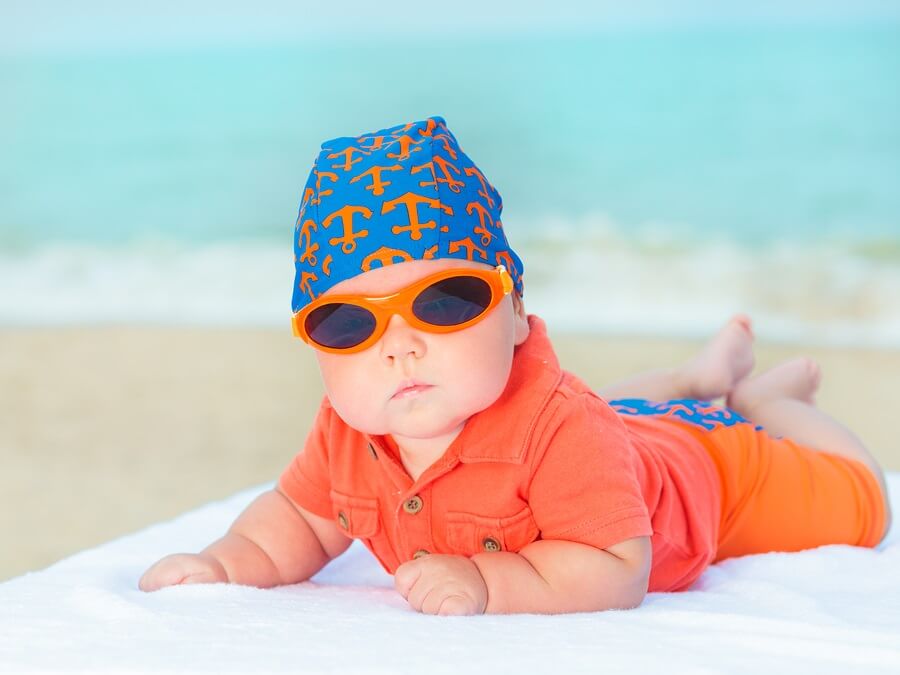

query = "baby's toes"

[
  {"left": 801, "top": 357, "right": 822, "bottom": 399},
  {"left": 730, "top": 313, "right": 754, "bottom": 339}
]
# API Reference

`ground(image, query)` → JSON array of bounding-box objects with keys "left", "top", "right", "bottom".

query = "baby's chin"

[
  {"left": 333, "top": 388, "right": 493, "bottom": 440},
  {"left": 373, "top": 408, "right": 470, "bottom": 441},
  {"left": 381, "top": 391, "right": 505, "bottom": 440}
]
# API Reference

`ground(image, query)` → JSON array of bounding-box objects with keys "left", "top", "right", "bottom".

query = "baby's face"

[{"left": 311, "top": 258, "right": 530, "bottom": 444}]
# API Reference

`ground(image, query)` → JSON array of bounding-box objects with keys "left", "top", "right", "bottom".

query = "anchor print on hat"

[{"left": 292, "top": 116, "right": 524, "bottom": 313}]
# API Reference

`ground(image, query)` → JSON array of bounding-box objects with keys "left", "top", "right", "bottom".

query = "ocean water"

[{"left": 1, "top": 23, "right": 899, "bottom": 345}]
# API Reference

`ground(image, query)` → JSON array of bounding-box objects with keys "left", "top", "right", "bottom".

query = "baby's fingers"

[
  {"left": 393, "top": 559, "right": 423, "bottom": 600},
  {"left": 436, "top": 594, "right": 476, "bottom": 616},
  {"left": 138, "top": 554, "right": 223, "bottom": 592},
  {"left": 179, "top": 568, "right": 223, "bottom": 585},
  {"left": 139, "top": 557, "right": 185, "bottom": 592}
]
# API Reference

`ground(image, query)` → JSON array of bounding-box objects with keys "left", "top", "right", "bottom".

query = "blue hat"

[{"left": 292, "top": 116, "right": 524, "bottom": 313}]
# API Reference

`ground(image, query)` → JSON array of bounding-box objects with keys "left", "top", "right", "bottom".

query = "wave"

[
  {"left": 516, "top": 216, "right": 900, "bottom": 347},
  {"left": 0, "top": 239, "right": 294, "bottom": 327},
  {"left": 1, "top": 227, "right": 899, "bottom": 348}
]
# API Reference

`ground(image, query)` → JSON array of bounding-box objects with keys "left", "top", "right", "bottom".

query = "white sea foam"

[
  {"left": 517, "top": 216, "right": 900, "bottom": 347},
  {"left": 1, "top": 229, "right": 899, "bottom": 348},
  {"left": 0, "top": 240, "right": 294, "bottom": 328}
]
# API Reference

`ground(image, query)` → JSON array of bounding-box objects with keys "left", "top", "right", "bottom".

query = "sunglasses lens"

[
  {"left": 305, "top": 303, "right": 377, "bottom": 349},
  {"left": 413, "top": 276, "right": 493, "bottom": 326}
]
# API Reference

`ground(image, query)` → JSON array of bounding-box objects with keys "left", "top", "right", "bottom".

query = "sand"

[{"left": 2, "top": 326, "right": 898, "bottom": 582}]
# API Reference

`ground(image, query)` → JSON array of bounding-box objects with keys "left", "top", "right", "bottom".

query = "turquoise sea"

[{"left": 2, "top": 22, "right": 899, "bottom": 344}]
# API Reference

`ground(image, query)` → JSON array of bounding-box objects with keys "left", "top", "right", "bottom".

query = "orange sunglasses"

[{"left": 292, "top": 265, "right": 514, "bottom": 354}]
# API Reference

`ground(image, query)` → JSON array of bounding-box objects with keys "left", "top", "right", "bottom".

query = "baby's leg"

[
  {"left": 727, "top": 358, "right": 892, "bottom": 539},
  {"left": 597, "top": 314, "right": 755, "bottom": 402}
]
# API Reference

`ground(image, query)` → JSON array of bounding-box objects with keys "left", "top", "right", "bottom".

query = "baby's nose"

[{"left": 379, "top": 313, "right": 426, "bottom": 361}]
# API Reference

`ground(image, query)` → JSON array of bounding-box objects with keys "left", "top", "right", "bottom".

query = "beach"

[
  {"left": 2, "top": 325, "right": 898, "bottom": 582},
  {"left": 3, "top": 20, "right": 899, "bottom": 586}
]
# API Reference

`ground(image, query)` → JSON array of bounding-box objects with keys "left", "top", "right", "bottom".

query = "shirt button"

[
  {"left": 412, "top": 549, "right": 430, "bottom": 560},
  {"left": 337, "top": 511, "right": 349, "bottom": 530},
  {"left": 482, "top": 536, "right": 501, "bottom": 552},
  {"left": 367, "top": 442, "right": 378, "bottom": 460},
  {"left": 402, "top": 495, "right": 423, "bottom": 514}
]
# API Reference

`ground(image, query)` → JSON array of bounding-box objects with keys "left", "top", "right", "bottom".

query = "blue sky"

[{"left": 4, "top": 0, "right": 900, "bottom": 54}]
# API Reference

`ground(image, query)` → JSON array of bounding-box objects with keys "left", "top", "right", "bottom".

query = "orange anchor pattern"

[
  {"left": 362, "top": 246, "right": 414, "bottom": 271},
  {"left": 314, "top": 170, "right": 339, "bottom": 203},
  {"left": 473, "top": 222, "right": 493, "bottom": 246},
  {"left": 384, "top": 134, "right": 424, "bottom": 161},
  {"left": 494, "top": 249, "right": 522, "bottom": 289},
  {"left": 448, "top": 237, "right": 488, "bottom": 262},
  {"left": 322, "top": 204, "right": 372, "bottom": 254},
  {"left": 382, "top": 192, "right": 453, "bottom": 241},
  {"left": 297, "top": 219, "right": 319, "bottom": 266},
  {"left": 417, "top": 118, "right": 439, "bottom": 137},
  {"left": 357, "top": 135, "right": 387, "bottom": 151},
  {"left": 389, "top": 122, "right": 415, "bottom": 136},
  {"left": 292, "top": 117, "right": 523, "bottom": 311},
  {"left": 349, "top": 164, "right": 403, "bottom": 197},
  {"left": 432, "top": 156, "right": 465, "bottom": 193},
  {"left": 327, "top": 146, "right": 369, "bottom": 172},
  {"left": 297, "top": 270, "right": 319, "bottom": 300},
  {"left": 301, "top": 187, "right": 315, "bottom": 212},
  {"left": 466, "top": 201, "right": 495, "bottom": 230},
  {"left": 494, "top": 250, "right": 516, "bottom": 273},
  {"left": 410, "top": 161, "right": 438, "bottom": 190},
  {"left": 463, "top": 166, "right": 494, "bottom": 208},
  {"left": 433, "top": 133, "right": 458, "bottom": 160}
]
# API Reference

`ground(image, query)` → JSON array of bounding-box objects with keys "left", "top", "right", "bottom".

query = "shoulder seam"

[{"left": 518, "top": 370, "right": 566, "bottom": 459}]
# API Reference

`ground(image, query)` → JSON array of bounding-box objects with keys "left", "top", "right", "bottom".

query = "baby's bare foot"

[
  {"left": 681, "top": 314, "right": 755, "bottom": 400},
  {"left": 726, "top": 357, "right": 822, "bottom": 415}
]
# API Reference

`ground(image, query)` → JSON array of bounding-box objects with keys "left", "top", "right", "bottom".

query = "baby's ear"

[{"left": 512, "top": 292, "right": 530, "bottom": 346}]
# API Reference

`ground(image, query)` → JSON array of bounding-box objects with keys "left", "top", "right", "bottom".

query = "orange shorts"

[
  {"left": 684, "top": 422, "right": 887, "bottom": 562},
  {"left": 609, "top": 398, "right": 887, "bottom": 562}
]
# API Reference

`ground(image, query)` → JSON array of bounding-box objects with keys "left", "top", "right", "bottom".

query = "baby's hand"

[
  {"left": 139, "top": 553, "right": 228, "bottom": 592},
  {"left": 394, "top": 553, "right": 487, "bottom": 616}
]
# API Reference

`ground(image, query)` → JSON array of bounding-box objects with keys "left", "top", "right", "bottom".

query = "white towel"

[{"left": 2, "top": 474, "right": 898, "bottom": 674}]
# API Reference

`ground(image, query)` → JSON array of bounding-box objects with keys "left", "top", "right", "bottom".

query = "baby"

[{"left": 140, "top": 116, "right": 891, "bottom": 615}]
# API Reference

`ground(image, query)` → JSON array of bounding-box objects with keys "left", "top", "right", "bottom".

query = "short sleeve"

[
  {"left": 527, "top": 394, "right": 652, "bottom": 551},
  {"left": 277, "top": 396, "right": 335, "bottom": 518}
]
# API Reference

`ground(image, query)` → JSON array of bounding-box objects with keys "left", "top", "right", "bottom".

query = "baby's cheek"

[
  {"left": 331, "top": 398, "right": 386, "bottom": 435},
  {"left": 319, "top": 363, "right": 386, "bottom": 433},
  {"left": 468, "top": 335, "right": 514, "bottom": 392}
]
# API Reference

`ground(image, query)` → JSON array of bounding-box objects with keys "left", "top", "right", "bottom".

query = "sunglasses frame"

[{"left": 292, "top": 265, "right": 514, "bottom": 354}]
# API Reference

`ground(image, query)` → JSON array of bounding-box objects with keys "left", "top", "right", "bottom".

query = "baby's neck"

[{"left": 390, "top": 425, "right": 465, "bottom": 482}]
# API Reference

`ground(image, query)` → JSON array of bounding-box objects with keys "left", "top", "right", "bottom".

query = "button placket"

[
  {"left": 367, "top": 437, "right": 415, "bottom": 494},
  {"left": 393, "top": 449, "right": 460, "bottom": 562},
  {"left": 397, "top": 488, "right": 432, "bottom": 563}
]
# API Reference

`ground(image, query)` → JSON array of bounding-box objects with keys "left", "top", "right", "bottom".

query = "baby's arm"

[
  {"left": 139, "top": 488, "right": 351, "bottom": 591},
  {"left": 473, "top": 535, "right": 651, "bottom": 614}
]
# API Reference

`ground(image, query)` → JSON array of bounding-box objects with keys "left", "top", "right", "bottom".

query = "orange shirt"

[{"left": 278, "top": 315, "right": 722, "bottom": 592}]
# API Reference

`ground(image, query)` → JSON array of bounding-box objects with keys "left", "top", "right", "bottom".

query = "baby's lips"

[
  {"left": 391, "top": 384, "right": 435, "bottom": 400},
  {"left": 392, "top": 378, "right": 433, "bottom": 398}
]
